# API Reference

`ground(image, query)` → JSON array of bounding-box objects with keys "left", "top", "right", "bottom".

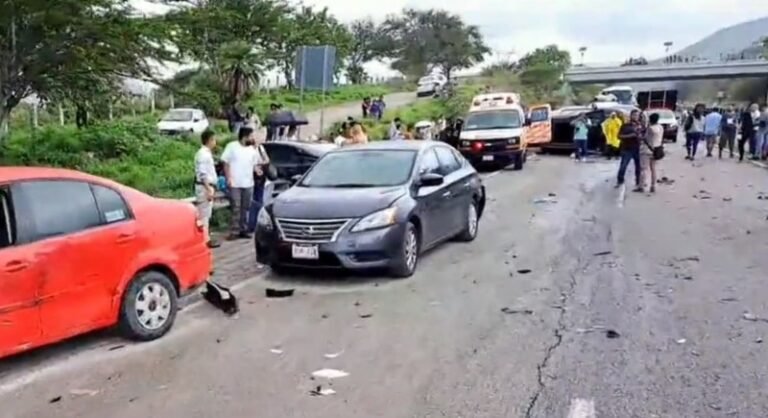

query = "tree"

[
  {"left": 268, "top": 6, "right": 351, "bottom": 89},
  {"left": 381, "top": 9, "right": 490, "bottom": 80},
  {"left": 517, "top": 45, "right": 571, "bottom": 72},
  {"left": 345, "top": 19, "right": 388, "bottom": 84},
  {"left": 165, "top": 0, "right": 287, "bottom": 97},
  {"left": 217, "top": 40, "right": 265, "bottom": 104},
  {"left": 515, "top": 45, "right": 570, "bottom": 101},
  {"left": 0, "top": 0, "right": 172, "bottom": 137}
]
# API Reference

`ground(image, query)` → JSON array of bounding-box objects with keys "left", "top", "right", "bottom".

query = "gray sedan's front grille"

[{"left": 276, "top": 218, "right": 351, "bottom": 243}]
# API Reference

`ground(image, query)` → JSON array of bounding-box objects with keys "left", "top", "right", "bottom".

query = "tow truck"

[{"left": 457, "top": 93, "right": 530, "bottom": 170}]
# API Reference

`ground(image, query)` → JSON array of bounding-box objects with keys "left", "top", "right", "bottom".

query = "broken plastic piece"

[
  {"left": 605, "top": 329, "right": 620, "bottom": 339},
  {"left": 270, "top": 348, "right": 283, "bottom": 355},
  {"left": 265, "top": 288, "right": 295, "bottom": 298},
  {"left": 323, "top": 350, "right": 344, "bottom": 359},
  {"left": 311, "top": 369, "right": 349, "bottom": 379}
]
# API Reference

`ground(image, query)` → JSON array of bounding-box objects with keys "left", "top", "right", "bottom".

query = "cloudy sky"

[{"left": 136, "top": 0, "right": 765, "bottom": 78}]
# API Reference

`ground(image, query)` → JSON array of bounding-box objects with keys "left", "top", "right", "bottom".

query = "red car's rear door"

[{"left": 11, "top": 180, "right": 116, "bottom": 341}]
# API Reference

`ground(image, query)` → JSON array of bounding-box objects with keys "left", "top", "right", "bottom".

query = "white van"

[
  {"left": 416, "top": 74, "right": 447, "bottom": 97},
  {"left": 457, "top": 93, "right": 528, "bottom": 170}
]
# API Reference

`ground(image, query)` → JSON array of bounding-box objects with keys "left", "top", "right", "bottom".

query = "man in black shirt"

[{"left": 616, "top": 110, "right": 643, "bottom": 191}]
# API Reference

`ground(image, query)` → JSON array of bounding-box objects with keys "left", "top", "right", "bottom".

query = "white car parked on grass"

[
  {"left": 157, "top": 108, "right": 210, "bottom": 135},
  {"left": 416, "top": 74, "right": 447, "bottom": 98}
]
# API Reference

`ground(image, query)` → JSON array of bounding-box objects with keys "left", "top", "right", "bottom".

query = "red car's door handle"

[
  {"left": 4, "top": 260, "right": 28, "bottom": 273},
  {"left": 116, "top": 234, "right": 136, "bottom": 244}
]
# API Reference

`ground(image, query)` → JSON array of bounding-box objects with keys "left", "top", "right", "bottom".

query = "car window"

[
  {"left": 92, "top": 184, "right": 131, "bottom": 224},
  {"left": 12, "top": 180, "right": 102, "bottom": 244},
  {"left": 300, "top": 150, "right": 416, "bottom": 188},
  {"left": 418, "top": 149, "right": 441, "bottom": 175},
  {"left": 451, "top": 148, "right": 468, "bottom": 167},
  {"left": 434, "top": 146, "right": 461, "bottom": 175},
  {"left": 0, "top": 188, "right": 13, "bottom": 248},
  {"left": 264, "top": 144, "right": 297, "bottom": 164}
]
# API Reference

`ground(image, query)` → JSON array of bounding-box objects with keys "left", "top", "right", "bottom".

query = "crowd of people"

[
  {"left": 681, "top": 103, "right": 768, "bottom": 161},
  {"left": 194, "top": 126, "right": 272, "bottom": 248}
]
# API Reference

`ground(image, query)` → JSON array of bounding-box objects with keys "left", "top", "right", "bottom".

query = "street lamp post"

[
  {"left": 664, "top": 41, "right": 673, "bottom": 54},
  {"left": 578, "top": 46, "right": 587, "bottom": 65}
]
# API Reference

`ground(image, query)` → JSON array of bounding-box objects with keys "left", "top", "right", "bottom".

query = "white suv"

[
  {"left": 416, "top": 75, "right": 447, "bottom": 98},
  {"left": 157, "top": 108, "right": 210, "bottom": 135}
]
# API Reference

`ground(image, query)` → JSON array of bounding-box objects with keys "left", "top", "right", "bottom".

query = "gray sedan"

[{"left": 254, "top": 141, "right": 486, "bottom": 278}]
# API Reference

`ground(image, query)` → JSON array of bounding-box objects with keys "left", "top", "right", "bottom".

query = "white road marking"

[
  {"left": 0, "top": 274, "right": 263, "bottom": 396},
  {"left": 616, "top": 184, "right": 626, "bottom": 208},
  {"left": 567, "top": 398, "right": 596, "bottom": 418}
]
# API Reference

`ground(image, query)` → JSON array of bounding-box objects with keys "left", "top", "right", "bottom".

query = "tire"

[
  {"left": 118, "top": 271, "right": 178, "bottom": 341},
  {"left": 513, "top": 151, "right": 525, "bottom": 170},
  {"left": 389, "top": 222, "right": 420, "bottom": 278},
  {"left": 456, "top": 199, "right": 480, "bottom": 242}
]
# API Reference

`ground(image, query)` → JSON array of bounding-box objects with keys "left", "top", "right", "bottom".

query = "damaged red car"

[{"left": 0, "top": 167, "right": 211, "bottom": 359}]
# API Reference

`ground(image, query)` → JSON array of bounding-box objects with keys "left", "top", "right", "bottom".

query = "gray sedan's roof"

[{"left": 332, "top": 140, "right": 442, "bottom": 153}]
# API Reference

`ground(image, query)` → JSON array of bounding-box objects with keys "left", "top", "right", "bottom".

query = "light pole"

[
  {"left": 578, "top": 46, "right": 587, "bottom": 65},
  {"left": 664, "top": 41, "right": 673, "bottom": 54}
]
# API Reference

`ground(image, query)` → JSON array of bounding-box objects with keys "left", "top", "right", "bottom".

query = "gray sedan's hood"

[{"left": 272, "top": 185, "right": 406, "bottom": 219}]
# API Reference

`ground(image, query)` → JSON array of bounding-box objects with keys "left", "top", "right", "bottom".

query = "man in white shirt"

[
  {"left": 194, "top": 130, "right": 220, "bottom": 248},
  {"left": 221, "top": 126, "right": 259, "bottom": 240}
]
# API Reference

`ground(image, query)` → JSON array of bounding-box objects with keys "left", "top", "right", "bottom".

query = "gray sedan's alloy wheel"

[
  {"left": 390, "top": 222, "right": 420, "bottom": 278},
  {"left": 457, "top": 200, "right": 480, "bottom": 242}
]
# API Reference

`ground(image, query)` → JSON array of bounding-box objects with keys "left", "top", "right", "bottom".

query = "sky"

[{"left": 133, "top": 0, "right": 766, "bottom": 79}]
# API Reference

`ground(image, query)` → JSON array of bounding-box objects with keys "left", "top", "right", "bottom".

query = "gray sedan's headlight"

[
  {"left": 507, "top": 137, "right": 520, "bottom": 145},
  {"left": 351, "top": 208, "right": 397, "bottom": 232},
  {"left": 257, "top": 207, "right": 273, "bottom": 231}
]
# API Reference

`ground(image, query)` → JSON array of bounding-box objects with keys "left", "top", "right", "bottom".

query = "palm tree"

[{"left": 217, "top": 41, "right": 264, "bottom": 103}]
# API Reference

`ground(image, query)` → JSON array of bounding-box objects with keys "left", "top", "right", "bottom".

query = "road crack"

[{"left": 523, "top": 267, "right": 580, "bottom": 418}]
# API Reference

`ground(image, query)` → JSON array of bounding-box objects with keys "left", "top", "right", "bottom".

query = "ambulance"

[{"left": 458, "top": 93, "right": 550, "bottom": 170}]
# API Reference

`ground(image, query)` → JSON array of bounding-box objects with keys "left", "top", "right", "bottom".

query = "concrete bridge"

[{"left": 564, "top": 60, "right": 768, "bottom": 84}]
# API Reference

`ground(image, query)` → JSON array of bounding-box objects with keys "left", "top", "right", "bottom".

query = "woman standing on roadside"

[
  {"left": 684, "top": 104, "right": 705, "bottom": 160},
  {"left": 640, "top": 113, "right": 663, "bottom": 193}
]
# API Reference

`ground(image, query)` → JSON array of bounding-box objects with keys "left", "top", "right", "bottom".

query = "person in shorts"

[{"left": 194, "top": 130, "right": 220, "bottom": 248}]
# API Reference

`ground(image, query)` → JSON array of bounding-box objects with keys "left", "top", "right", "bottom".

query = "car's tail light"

[{"left": 471, "top": 142, "right": 484, "bottom": 152}]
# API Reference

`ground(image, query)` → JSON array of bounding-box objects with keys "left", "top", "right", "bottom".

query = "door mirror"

[
  {"left": 290, "top": 174, "right": 302, "bottom": 185},
  {"left": 418, "top": 172, "right": 444, "bottom": 187}
]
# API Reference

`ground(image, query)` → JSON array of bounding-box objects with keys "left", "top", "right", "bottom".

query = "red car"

[{"left": 0, "top": 167, "right": 211, "bottom": 359}]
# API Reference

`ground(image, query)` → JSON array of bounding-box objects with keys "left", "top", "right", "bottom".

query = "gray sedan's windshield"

[{"left": 300, "top": 150, "right": 417, "bottom": 188}]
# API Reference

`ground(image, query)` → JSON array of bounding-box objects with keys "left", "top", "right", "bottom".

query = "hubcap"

[
  {"left": 468, "top": 204, "right": 478, "bottom": 237},
  {"left": 404, "top": 229, "right": 418, "bottom": 271},
  {"left": 135, "top": 283, "right": 172, "bottom": 330}
]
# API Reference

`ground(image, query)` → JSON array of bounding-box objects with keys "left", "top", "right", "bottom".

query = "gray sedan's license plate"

[
  {"left": 482, "top": 155, "right": 494, "bottom": 161},
  {"left": 291, "top": 244, "right": 319, "bottom": 259}
]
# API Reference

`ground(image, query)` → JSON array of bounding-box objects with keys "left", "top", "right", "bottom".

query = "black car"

[
  {"left": 262, "top": 141, "right": 337, "bottom": 196},
  {"left": 254, "top": 141, "right": 486, "bottom": 278},
  {"left": 546, "top": 104, "right": 639, "bottom": 152}
]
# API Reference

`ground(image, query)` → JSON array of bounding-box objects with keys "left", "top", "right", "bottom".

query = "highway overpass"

[{"left": 564, "top": 60, "right": 768, "bottom": 84}]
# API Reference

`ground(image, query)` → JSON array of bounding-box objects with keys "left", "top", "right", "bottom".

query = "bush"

[{"left": 0, "top": 85, "right": 397, "bottom": 199}]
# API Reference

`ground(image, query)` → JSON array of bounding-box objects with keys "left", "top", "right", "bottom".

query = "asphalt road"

[{"left": 2, "top": 143, "right": 768, "bottom": 418}]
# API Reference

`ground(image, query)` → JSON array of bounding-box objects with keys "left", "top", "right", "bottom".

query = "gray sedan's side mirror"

[
  {"left": 290, "top": 174, "right": 302, "bottom": 185},
  {"left": 418, "top": 172, "right": 444, "bottom": 187}
]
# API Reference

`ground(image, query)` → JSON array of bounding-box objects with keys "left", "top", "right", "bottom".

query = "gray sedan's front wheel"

[{"left": 389, "top": 222, "right": 420, "bottom": 278}]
